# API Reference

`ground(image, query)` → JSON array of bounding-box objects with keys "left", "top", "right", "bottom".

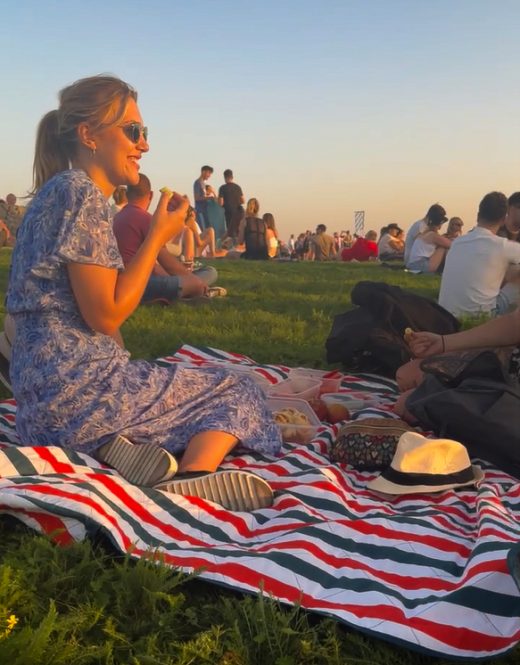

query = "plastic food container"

[
  {"left": 268, "top": 396, "right": 321, "bottom": 444},
  {"left": 289, "top": 368, "right": 342, "bottom": 395},
  {"left": 268, "top": 377, "right": 321, "bottom": 401},
  {"left": 321, "top": 393, "right": 367, "bottom": 413},
  {"left": 318, "top": 377, "right": 342, "bottom": 394}
]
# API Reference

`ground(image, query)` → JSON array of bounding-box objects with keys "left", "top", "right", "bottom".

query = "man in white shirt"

[
  {"left": 404, "top": 203, "right": 447, "bottom": 266},
  {"left": 438, "top": 192, "right": 520, "bottom": 317}
]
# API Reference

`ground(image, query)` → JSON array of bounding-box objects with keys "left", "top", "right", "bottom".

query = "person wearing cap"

[
  {"left": 378, "top": 223, "right": 404, "bottom": 261},
  {"left": 406, "top": 216, "right": 452, "bottom": 273},
  {"left": 404, "top": 204, "right": 448, "bottom": 266},
  {"left": 438, "top": 191, "right": 520, "bottom": 317}
]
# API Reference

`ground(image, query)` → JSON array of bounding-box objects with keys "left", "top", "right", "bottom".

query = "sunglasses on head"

[{"left": 120, "top": 122, "right": 148, "bottom": 143}]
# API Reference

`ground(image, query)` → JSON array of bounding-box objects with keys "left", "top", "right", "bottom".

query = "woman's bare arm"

[{"left": 68, "top": 193, "right": 188, "bottom": 335}]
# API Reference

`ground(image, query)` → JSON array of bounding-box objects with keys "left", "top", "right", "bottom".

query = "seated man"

[
  {"left": 378, "top": 223, "right": 404, "bottom": 261},
  {"left": 439, "top": 191, "right": 520, "bottom": 317},
  {"left": 312, "top": 224, "right": 336, "bottom": 261},
  {"left": 113, "top": 174, "right": 219, "bottom": 303},
  {"left": 340, "top": 230, "right": 378, "bottom": 261}
]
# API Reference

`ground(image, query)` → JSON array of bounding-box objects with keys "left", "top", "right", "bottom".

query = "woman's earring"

[{"left": 91, "top": 146, "right": 97, "bottom": 157}]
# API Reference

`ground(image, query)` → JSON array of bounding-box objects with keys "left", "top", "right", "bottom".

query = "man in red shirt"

[
  {"left": 113, "top": 174, "right": 217, "bottom": 303},
  {"left": 341, "top": 230, "right": 379, "bottom": 261}
]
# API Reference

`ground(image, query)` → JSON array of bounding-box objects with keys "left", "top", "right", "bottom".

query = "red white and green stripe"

[{"left": 0, "top": 346, "right": 519, "bottom": 660}]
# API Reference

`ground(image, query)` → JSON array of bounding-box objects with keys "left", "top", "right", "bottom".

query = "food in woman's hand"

[
  {"left": 159, "top": 186, "right": 174, "bottom": 196},
  {"left": 404, "top": 327, "right": 413, "bottom": 342}
]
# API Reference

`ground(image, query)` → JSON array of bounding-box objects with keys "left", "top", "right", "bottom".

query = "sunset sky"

[{"left": 2, "top": 0, "right": 520, "bottom": 238}]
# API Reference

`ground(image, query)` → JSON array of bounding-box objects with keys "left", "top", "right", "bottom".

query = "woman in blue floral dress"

[{"left": 6, "top": 75, "right": 281, "bottom": 511}]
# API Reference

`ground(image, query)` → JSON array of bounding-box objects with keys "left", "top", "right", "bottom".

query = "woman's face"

[{"left": 88, "top": 97, "right": 149, "bottom": 197}]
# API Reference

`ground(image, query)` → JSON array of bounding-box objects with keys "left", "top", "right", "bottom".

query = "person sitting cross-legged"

[
  {"left": 113, "top": 174, "right": 219, "bottom": 303},
  {"left": 166, "top": 204, "right": 228, "bottom": 265}
]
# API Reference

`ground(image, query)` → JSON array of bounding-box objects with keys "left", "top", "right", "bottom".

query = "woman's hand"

[
  {"left": 408, "top": 331, "right": 444, "bottom": 358},
  {"left": 150, "top": 190, "right": 189, "bottom": 244}
]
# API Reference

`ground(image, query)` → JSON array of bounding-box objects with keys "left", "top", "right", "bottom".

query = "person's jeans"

[
  {"left": 142, "top": 266, "right": 218, "bottom": 303},
  {"left": 494, "top": 282, "right": 520, "bottom": 315}
]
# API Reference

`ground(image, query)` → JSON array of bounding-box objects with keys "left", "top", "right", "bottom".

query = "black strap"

[{"left": 382, "top": 465, "right": 475, "bottom": 486}]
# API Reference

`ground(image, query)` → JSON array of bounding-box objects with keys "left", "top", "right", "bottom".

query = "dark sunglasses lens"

[{"left": 123, "top": 124, "right": 147, "bottom": 143}]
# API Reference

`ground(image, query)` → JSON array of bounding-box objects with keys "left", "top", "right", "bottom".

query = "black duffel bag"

[{"left": 406, "top": 351, "right": 520, "bottom": 478}]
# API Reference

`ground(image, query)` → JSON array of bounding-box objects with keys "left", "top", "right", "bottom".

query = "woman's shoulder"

[{"left": 39, "top": 169, "right": 101, "bottom": 203}]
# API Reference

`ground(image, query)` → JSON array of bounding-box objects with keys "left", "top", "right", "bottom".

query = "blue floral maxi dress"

[{"left": 6, "top": 170, "right": 282, "bottom": 457}]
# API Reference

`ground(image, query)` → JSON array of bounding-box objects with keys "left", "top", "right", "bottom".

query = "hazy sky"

[{"left": 2, "top": 0, "right": 520, "bottom": 237}]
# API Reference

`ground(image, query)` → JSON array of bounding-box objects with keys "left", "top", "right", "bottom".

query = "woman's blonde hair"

[
  {"left": 446, "top": 217, "right": 463, "bottom": 234},
  {"left": 246, "top": 198, "right": 259, "bottom": 217},
  {"left": 32, "top": 74, "right": 137, "bottom": 192}
]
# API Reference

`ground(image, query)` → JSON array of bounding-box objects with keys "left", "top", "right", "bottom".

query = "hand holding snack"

[
  {"left": 407, "top": 331, "right": 444, "bottom": 358},
  {"left": 159, "top": 186, "right": 175, "bottom": 197},
  {"left": 151, "top": 188, "right": 189, "bottom": 243}
]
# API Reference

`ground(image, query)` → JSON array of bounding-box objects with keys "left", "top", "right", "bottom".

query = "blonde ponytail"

[{"left": 32, "top": 110, "right": 70, "bottom": 193}]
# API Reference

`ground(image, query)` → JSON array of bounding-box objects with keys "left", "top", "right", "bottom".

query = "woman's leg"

[
  {"left": 178, "top": 431, "right": 238, "bottom": 473},
  {"left": 197, "top": 227, "right": 215, "bottom": 257},
  {"left": 428, "top": 247, "right": 447, "bottom": 273}
]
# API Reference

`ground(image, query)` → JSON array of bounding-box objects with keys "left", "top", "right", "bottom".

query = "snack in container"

[{"left": 268, "top": 397, "right": 320, "bottom": 444}]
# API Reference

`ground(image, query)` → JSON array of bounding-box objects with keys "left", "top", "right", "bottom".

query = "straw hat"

[{"left": 367, "top": 431, "right": 483, "bottom": 495}]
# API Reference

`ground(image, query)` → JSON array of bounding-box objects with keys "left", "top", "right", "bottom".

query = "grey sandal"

[
  {"left": 96, "top": 434, "right": 178, "bottom": 486},
  {"left": 155, "top": 470, "right": 274, "bottom": 511}
]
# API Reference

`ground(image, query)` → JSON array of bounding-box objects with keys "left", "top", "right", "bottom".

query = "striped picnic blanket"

[{"left": 0, "top": 345, "right": 519, "bottom": 659}]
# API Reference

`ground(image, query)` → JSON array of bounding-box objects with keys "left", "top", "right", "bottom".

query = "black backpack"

[
  {"left": 406, "top": 351, "right": 520, "bottom": 478},
  {"left": 325, "top": 281, "right": 460, "bottom": 377}
]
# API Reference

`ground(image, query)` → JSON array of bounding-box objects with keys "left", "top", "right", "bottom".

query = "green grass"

[{"left": 0, "top": 253, "right": 517, "bottom": 664}]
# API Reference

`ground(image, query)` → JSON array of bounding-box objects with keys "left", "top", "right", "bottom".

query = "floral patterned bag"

[{"left": 330, "top": 418, "right": 413, "bottom": 470}]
